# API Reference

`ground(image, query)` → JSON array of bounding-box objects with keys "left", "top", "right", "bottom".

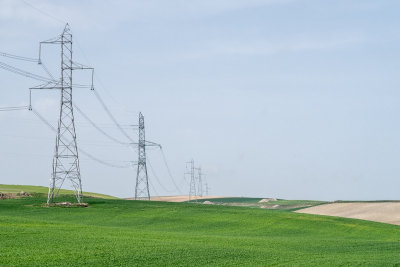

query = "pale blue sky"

[{"left": 0, "top": 0, "right": 399, "bottom": 200}]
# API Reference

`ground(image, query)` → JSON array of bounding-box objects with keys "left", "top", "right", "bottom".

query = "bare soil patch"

[
  {"left": 296, "top": 202, "right": 400, "bottom": 225},
  {"left": 0, "top": 193, "right": 17, "bottom": 199},
  {"left": 259, "top": 198, "right": 277, "bottom": 203}
]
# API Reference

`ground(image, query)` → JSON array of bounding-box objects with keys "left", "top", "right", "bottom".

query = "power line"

[
  {"left": 0, "top": 61, "right": 53, "bottom": 82},
  {"left": 147, "top": 158, "right": 174, "bottom": 193},
  {"left": 160, "top": 148, "right": 183, "bottom": 194},
  {"left": 74, "top": 39, "right": 136, "bottom": 116},
  {"left": 71, "top": 37, "right": 137, "bottom": 143},
  {"left": 77, "top": 149, "right": 131, "bottom": 169},
  {"left": 0, "top": 106, "right": 29, "bottom": 112},
  {"left": 31, "top": 108, "right": 56, "bottom": 132},
  {"left": 73, "top": 103, "right": 129, "bottom": 145},
  {"left": 31, "top": 108, "right": 130, "bottom": 169},
  {"left": 148, "top": 178, "right": 160, "bottom": 198},
  {"left": 21, "top": 0, "right": 66, "bottom": 25},
  {"left": 0, "top": 51, "right": 38, "bottom": 62},
  {"left": 39, "top": 62, "right": 56, "bottom": 80},
  {"left": 92, "top": 89, "right": 135, "bottom": 143}
]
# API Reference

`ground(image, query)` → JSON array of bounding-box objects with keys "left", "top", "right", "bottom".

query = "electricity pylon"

[
  {"left": 29, "top": 24, "right": 93, "bottom": 203},
  {"left": 134, "top": 112, "right": 160, "bottom": 200},
  {"left": 186, "top": 159, "right": 197, "bottom": 201},
  {"left": 205, "top": 182, "right": 210, "bottom": 196},
  {"left": 195, "top": 166, "right": 203, "bottom": 197}
]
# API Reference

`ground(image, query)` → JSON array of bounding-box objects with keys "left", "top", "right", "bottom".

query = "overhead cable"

[
  {"left": 0, "top": 51, "right": 38, "bottom": 62},
  {"left": 0, "top": 61, "right": 53, "bottom": 82},
  {"left": 31, "top": 108, "right": 130, "bottom": 169},
  {"left": 92, "top": 89, "right": 135, "bottom": 143},
  {"left": 21, "top": 0, "right": 66, "bottom": 25},
  {"left": 147, "top": 158, "right": 174, "bottom": 193},
  {"left": 73, "top": 103, "right": 129, "bottom": 145},
  {"left": 39, "top": 62, "right": 56, "bottom": 80},
  {"left": 160, "top": 148, "right": 183, "bottom": 194},
  {"left": 0, "top": 106, "right": 29, "bottom": 112}
]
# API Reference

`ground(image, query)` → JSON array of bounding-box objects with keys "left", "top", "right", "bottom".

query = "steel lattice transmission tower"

[
  {"left": 49, "top": 24, "right": 82, "bottom": 203},
  {"left": 186, "top": 159, "right": 197, "bottom": 201},
  {"left": 134, "top": 112, "right": 161, "bottom": 200},
  {"left": 31, "top": 24, "right": 93, "bottom": 204},
  {"left": 135, "top": 112, "right": 150, "bottom": 200},
  {"left": 196, "top": 166, "right": 203, "bottom": 197}
]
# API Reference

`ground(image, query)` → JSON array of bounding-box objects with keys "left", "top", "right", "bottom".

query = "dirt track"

[{"left": 296, "top": 202, "right": 400, "bottom": 225}]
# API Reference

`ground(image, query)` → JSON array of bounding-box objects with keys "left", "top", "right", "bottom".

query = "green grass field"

[
  {"left": 191, "top": 197, "right": 326, "bottom": 210},
  {"left": 1, "top": 193, "right": 400, "bottom": 266},
  {"left": 192, "top": 197, "right": 265, "bottom": 203},
  {"left": 0, "top": 184, "right": 118, "bottom": 199}
]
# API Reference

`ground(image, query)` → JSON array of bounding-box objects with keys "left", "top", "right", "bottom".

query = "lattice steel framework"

[
  {"left": 187, "top": 159, "right": 197, "bottom": 201},
  {"left": 31, "top": 24, "right": 84, "bottom": 203},
  {"left": 196, "top": 166, "right": 203, "bottom": 197},
  {"left": 135, "top": 112, "right": 150, "bottom": 200},
  {"left": 48, "top": 24, "right": 82, "bottom": 203}
]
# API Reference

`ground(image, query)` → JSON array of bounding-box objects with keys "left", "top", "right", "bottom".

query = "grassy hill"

[
  {"left": 191, "top": 197, "right": 326, "bottom": 210},
  {"left": 0, "top": 184, "right": 118, "bottom": 199},
  {"left": 1, "top": 194, "right": 399, "bottom": 266}
]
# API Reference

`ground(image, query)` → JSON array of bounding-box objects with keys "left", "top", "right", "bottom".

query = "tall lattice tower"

[
  {"left": 135, "top": 112, "right": 150, "bottom": 200},
  {"left": 187, "top": 159, "right": 197, "bottom": 201},
  {"left": 196, "top": 166, "right": 203, "bottom": 197},
  {"left": 40, "top": 24, "right": 83, "bottom": 204}
]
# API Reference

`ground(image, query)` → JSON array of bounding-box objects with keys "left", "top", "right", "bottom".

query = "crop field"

[
  {"left": 1, "top": 193, "right": 400, "bottom": 266},
  {"left": 297, "top": 201, "right": 400, "bottom": 226},
  {"left": 0, "top": 184, "right": 118, "bottom": 199},
  {"left": 192, "top": 197, "right": 327, "bottom": 210},
  {"left": 191, "top": 197, "right": 265, "bottom": 203}
]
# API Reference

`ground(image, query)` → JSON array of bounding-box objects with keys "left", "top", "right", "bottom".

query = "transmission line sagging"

[
  {"left": 31, "top": 107, "right": 131, "bottom": 169},
  {"left": 0, "top": 106, "right": 29, "bottom": 112},
  {"left": 160, "top": 148, "right": 183, "bottom": 195},
  {"left": 147, "top": 159, "right": 174, "bottom": 193},
  {"left": 0, "top": 51, "right": 38, "bottom": 62},
  {"left": 39, "top": 62, "right": 56, "bottom": 80},
  {"left": 0, "top": 61, "right": 53, "bottom": 82},
  {"left": 73, "top": 104, "right": 129, "bottom": 145},
  {"left": 93, "top": 89, "right": 135, "bottom": 143}
]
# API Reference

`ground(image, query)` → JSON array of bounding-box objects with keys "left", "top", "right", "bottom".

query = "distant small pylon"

[
  {"left": 195, "top": 166, "right": 203, "bottom": 197},
  {"left": 186, "top": 159, "right": 196, "bottom": 201}
]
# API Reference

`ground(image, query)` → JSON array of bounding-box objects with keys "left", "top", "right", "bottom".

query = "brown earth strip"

[{"left": 295, "top": 202, "right": 400, "bottom": 225}]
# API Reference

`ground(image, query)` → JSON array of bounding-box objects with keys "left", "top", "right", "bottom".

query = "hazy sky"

[{"left": 0, "top": 0, "right": 399, "bottom": 200}]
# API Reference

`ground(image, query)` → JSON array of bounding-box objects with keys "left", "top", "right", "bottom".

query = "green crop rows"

[
  {"left": 1, "top": 193, "right": 399, "bottom": 266},
  {"left": 191, "top": 197, "right": 327, "bottom": 210}
]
